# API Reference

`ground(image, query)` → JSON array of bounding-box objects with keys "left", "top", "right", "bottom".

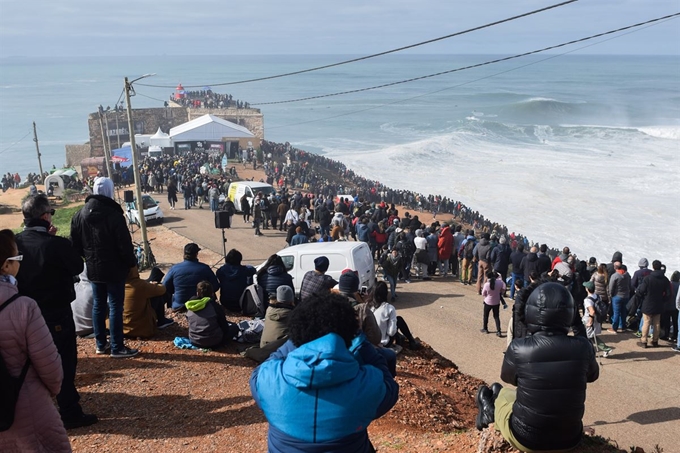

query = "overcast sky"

[{"left": 0, "top": 0, "right": 678, "bottom": 57}]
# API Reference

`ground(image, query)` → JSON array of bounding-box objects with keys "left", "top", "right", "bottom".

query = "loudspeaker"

[
  {"left": 215, "top": 211, "right": 231, "bottom": 229},
  {"left": 124, "top": 190, "right": 134, "bottom": 203}
]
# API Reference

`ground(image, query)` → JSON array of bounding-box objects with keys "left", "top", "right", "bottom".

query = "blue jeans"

[
  {"left": 611, "top": 296, "right": 628, "bottom": 331},
  {"left": 210, "top": 199, "right": 219, "bottom": 212},
  {"left": 385, "top": 274, "right": 397, "bottom": 299},
  {"left": 91, "top": 280, "right": 126, "bottom": 353},
  {"left": 509, "top": 272, "right": 523, "bottom": 299}
]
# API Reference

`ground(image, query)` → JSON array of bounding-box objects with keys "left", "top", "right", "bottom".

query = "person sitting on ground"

[
  {"left": 185, "top": 281, "right": 239, "bottom": 349},
  {"left": 582, "top": 281, "right": 612, "bottom": 355},
  {"left": 216, "top": 249, "right": 256, "bottom": 312},
  {"left": 299, "top": 256, "right": 337, "bottom": 304},
  {"left": 260, "top": 286, "right": 296, "bottom": 348},
  {"left": 72, "top": 264, "right": 94, "bottom": 337},
  {"left": 336, "top": 269, "right": 382, "bottom": 347},
  {"left": 481, "top": 269, "right": 507, "bottom": 337},
  {"left": 122, "top": 265, "right": 169, "bottom": 338},
  {"left": 250, "top": 293, "right": 399, "bottom": 453},
  {"left": 163, "top": 243, "right": 219, "bottom": 312},
  {"left": 256, "top": 254, "right": 295, "bottom": 302},
  {"left": 476, "top": 282, "right": 599, "bottom": 453},
  {"left": 370, "top": 281, "right": 420, "bottom": 351}
]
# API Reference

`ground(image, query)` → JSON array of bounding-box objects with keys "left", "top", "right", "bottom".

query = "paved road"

[{"left": 162, "top": 206, "right": 680, "bottom": 452}]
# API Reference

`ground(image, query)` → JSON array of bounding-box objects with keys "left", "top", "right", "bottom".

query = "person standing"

[
  {"left": 15, "top": 194, "right": 98, "bottom": 428},
  {"left": 635, "top": 260, "right": 671, "bottom": 348},
  {"left": 481, "top": 270, "right": 506, "bottom": 337},
  {"left": 208, "top": 184, "right": 220, "bottom": 212},
  {"left": 0, "top": 229, "right": 72, "bottom": 451},
  {"left": 474, "top": 233, "right": 493, "bottom": 295},
  {"left": 608, "top": 262, "right": 631, "bottom": 333},
  {"left": 71, "top": 176, "right": 139, "bottom": 358}
]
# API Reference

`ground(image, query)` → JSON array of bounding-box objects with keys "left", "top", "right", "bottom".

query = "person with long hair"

[
  {"left": 370, "top": 281, "right": 420, "bottom": 350},
  {"left": 481, "top": 269, "right": 506, "bottom": 337},
  {"left": 0, "top": 230, "right": 72, "bottom": 451},
  {"left": 257, "top": 254, "right": 294, "bottom": 301},
  {"left": 590, "top": 263, "right": 610, "bottom": 306}
]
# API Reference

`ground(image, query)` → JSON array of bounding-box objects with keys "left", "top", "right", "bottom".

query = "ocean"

[{"left": 1, "top": 54, "right": 679, "bottom": 271}]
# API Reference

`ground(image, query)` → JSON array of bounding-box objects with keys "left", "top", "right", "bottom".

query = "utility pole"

[
  {"left": 32, "top": 122, "right": 44, "bottom": 181},
  {"left": 97, "top": 109, "right": 113, "bottom": 178},
  {"left": 124, "top": 74, "right": 155, "bottom": 268}
]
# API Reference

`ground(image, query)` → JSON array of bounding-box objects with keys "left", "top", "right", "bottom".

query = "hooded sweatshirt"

[
  {"left": 250, "top": 334, "right": 398, "bottom": 453},
  {"left": 185, "top": 297, "right": 224, "bottom": 348}
]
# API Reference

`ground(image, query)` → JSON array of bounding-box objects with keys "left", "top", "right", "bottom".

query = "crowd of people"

[
  {"left": 1, "top": 135, "right": 678, "bottom": 451},
  {"left": 171, "top": 89, "right": 252, "bottom": 110}
]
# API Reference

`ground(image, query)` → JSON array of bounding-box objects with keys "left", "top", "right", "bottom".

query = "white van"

[
  {"left": 269, "top": 242, "right": 375, "bottom": 296},
  {"left": 227, "top": 181, "right": 277, "bottom": 212}
]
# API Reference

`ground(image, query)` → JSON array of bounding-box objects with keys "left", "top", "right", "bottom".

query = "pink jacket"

[{"left": 0, "top": 281, "right": 71, "bottom": 452}]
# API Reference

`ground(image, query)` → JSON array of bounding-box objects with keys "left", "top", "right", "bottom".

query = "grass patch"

[{"left": 52, "top": 205, "right": 82, "bottom": 238}]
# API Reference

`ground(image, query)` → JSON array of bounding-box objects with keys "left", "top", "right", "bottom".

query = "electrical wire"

[
  {"left": 266, "top": 15, "right": 677, "bottom": 130},
  {"left": 135, "top": 92, "right": 169, "bottom": 103},
  {"left": 135, "top": 0, "right": 578, "bottom": 89},
  {"left": 0, "top": 131, "right": 33, "bottom": 155},
  {"left": 254, "top": 12, "right": 680, "bottom": 106}
]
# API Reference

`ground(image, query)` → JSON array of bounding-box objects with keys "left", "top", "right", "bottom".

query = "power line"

[
  {"left": 136, "top": 0, "right": 578, "bottom": 89},
  {"left": 135, "top": 92, "right": 168, "bottom": 103},
  {"left": 254, "top": 13, "right": 680, "bottom": 106},
  {"left": 266, "top": 15, "right": 677, "bottom": 130},
  {"left": 0, "top": 131, "right": 32, "bottom": 155}
]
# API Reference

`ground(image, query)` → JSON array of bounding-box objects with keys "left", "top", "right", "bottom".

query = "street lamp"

[{"left": 124, "top": 73, "right": 156, "bottom": 268}]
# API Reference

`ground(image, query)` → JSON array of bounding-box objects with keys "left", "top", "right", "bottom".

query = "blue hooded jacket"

[{"left": 250, "top": 333, "right": 399, "bottom": 453}]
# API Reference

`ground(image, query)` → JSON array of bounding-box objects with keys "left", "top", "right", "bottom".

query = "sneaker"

[
  {"left": 672, "top": 346, "right": 680, "bottom": 352},
  {"left": 62, "top": 413, "right": 98, "bottom": 430},
  {"left": 404, "top": 279, "right": 411, "bottom": 284},
  {"left": 480, "top": 328, "right": 489, "bottom": 334},
  {"left": 95, "top": 342, "right": 110, "bottom": 355},
  {"left": 111, "top": 347, "right": 139, "bottom": 358},
  {"left": 606, "top": 329, "right": 618, "bottom": 334},
  {"left": 634, "top": 331, "right": 642, "bottom": 338},
  {"left": 650, "top": 342, "right": 659, "bottom": 348},
  {"left": 637, "top": 341, "right": 647, "bottom": 349},
  {"left": 496, "top": 331, "right": 503, "bottom": 338},
  {"left": 157, "top": 318, "right": 175, "bottom": 329}
]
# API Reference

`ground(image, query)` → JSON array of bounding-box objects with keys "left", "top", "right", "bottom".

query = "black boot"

[
  {"left": 490, "top": 382, "right": 503, "bottom": 401},
  {"left": 475, "top": 385, "right": 495, "bottom": 430}
]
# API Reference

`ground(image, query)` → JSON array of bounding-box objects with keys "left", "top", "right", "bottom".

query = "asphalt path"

[{"left": 162, "top": 205, "right": 680, "bottom": 452}]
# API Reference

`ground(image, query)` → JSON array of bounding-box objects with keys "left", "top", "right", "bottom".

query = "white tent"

[
  {"left": 149, "top": 127, "right": 172, "bottom": 148},
  {"left": 169, "top": 114, "right": 254, "bottom": 142}
]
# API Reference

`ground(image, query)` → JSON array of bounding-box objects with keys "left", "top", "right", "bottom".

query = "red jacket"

[{"left": 437, "top": 226, "right": 454, "bottom": 260}]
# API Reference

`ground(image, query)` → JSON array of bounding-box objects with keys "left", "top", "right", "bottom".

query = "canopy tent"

[
  {"left": 149, "top": 127, "right": 172, "bottom": 148},
  {"left": 169, "top": 114, "right": 255, "bottom": 142},
  {"left": 111, "top": 146, "right": 133, "bottom": 167}
]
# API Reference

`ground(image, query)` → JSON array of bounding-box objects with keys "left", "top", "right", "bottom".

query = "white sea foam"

[{"left": 326, "top": 122, "right": 680, "bottom": 272}]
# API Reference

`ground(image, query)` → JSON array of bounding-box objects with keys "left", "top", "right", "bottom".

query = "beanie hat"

[
  {"left": 93, "top": 176, "right": 114, "bottom": 199},
  {"left": 314, "top": 256, "right": 330, "bottom": 273},
  {"left": 276, "top": 286, "right": 294, "bottom": 303},
  {"left": 338, "top": 270, "right": 360, "bottom": 294},
  {"left": 638, "top": 258, "right": 648, "bottom": 268}
]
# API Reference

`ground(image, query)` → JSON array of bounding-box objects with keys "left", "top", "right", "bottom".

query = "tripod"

[{"left": 212, "top": 228, "right": 228, "bottom": 269}]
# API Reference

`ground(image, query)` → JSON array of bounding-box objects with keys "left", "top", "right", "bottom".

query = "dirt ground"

[{"left": 0, "top": 179, "right": 626, "bottom": 453}]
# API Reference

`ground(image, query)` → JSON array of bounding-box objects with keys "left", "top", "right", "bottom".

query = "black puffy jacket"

[
  {"left": 501, "top": 334, "right": 599, "bottom": 451},
  {"left": 258, "top": 265, "right": 294, "bottom": 300},
  {"left": 70, "top": 195, "right": 137, "bottom": 283},
  {"left": 503, "top": 282, "right": 598, "bottom": 451},
  {"left": 636, "top": 270, "right": 671, "bottom": 315}
]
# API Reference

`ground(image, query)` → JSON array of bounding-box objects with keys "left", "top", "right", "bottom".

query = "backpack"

[
  {"left": 0, "top": 294, "right": 31, "bottom": 432},
  {"left": 589, "top": 295, "right": 608, "bottom": 324},
  {"left": 463, "top": 239, "right": 476, "bottom": 260},
  {"left": 239, "top": 283, "right": 267, "bottom": 318}
]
